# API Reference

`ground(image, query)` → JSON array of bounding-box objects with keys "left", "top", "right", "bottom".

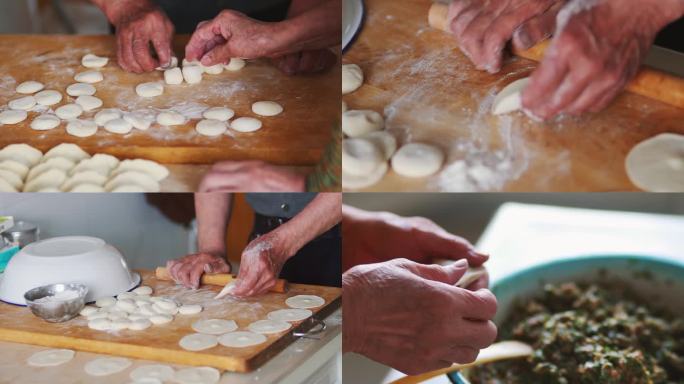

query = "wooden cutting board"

[
  {"left": 0, "top": 35, "right": 340, "bottom": 165},
  {"left": 0, "top": 270, "right": 341, "bottom": 373},
  {"left": 343, "top": 0, "right": 684, "bottom": 192}
]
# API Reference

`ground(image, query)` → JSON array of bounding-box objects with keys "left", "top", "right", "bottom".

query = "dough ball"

[
  {"left": 105, "top": 171, "right": 160, "bottom": 192},
  {"left": 62, "top": 171, "right": 107, "bottom": 191},
  {"left": 203, "top": 107, "right": 234, "bottom": 121},
  {"left": 0, "top": 109, "right": 28, "bottom": 124},
  {"left": 179, "top": 333, "right": 218, "bottom": 351},
  {"left": 0, "top": 169, "right": 23, "bottom": 190},
  {"left": 251, "top": 101, "right": 283, "bottom": 117},
  {"left": 342, "top": 138, "right": 384, "bottom": 176},
  {"left": 196, "top": 119, "right": 227, "bottom": 137},
  {"left": 247, "top": 319, "right": 291, "bottom": 334},
  {"left": 342, "top": 63, "right": 363, "bottom": 94},
  {"left": 74, "top": 70, "right": 104, "bottom": 84},
  {"left": 342, "top": 110, "right": 384, "bottom": 137},
  {"left": 360, "top": 130, "right": 397, "bottom": 160},
  {"left": 491, "top": 77, "right": 530, "bottom": 115},
  {"left": 267, "top": 308, "right": 312, "bottom": 322},
  {"left": 94, "top": 109, "right": 122, "bottom": 126},
  {"left": 230, "top": 117, "right": 262, "bottom": 133},
  {"left": 156, "top": 111, "right": 186, "bottom": 126},
  {"left": 218, "top": 331, "right": 267, "bottom": 348},
  {"left": 192, "top": 319, "right": 237, "bottom": 335},
  {"left": 8, "top": 95, "right": 36, "bottom": 111},
  {"left": 156, "top": 56, "right": 178, "bottom": 71},
  {"left": 133, "top": 285, "right": 153, "bottom": 295},
  {"left": 182, "top": 65, "right": 203, "bottom": 84},
  {"left": 95, "top": 297, "right": 116, "bottom": 308},
  {"left": 343, "top": 161, "right": 388, "bottom": 190},
  {"left": 391, "top": 143, "right": 444, "bottom": 178},
  {"left": 130, "top": 365, "right": 175, "bottom": 382},
  {"left": 625, "top": 133, "right": 684, "bottom": 192},
  {"left": 111, "top": 159, "right": 168, "bottom": 181},
  {"left": 75, "top": 95, "right": 103, "bottom": 111},
  {"left": 0, "top": 160, "right": 29, "bottom": 179},
  {"left": 66, "top": 119, "right": 98, "bottom": 138},
  {"left": 66, "top": 83, "right": 96, "bottom": 97},
  {"left": 30, "top": 114, "right": 61, "bottom": 131},
  {"left": 104, "top": 118, "right": 133, "bottom": 135},
  {"left": 204, "top": 64, "right": 223, "bottom": 75},
  {"left": 0, "top": 143, "right": 43, "bottom": 167},
  {"left": 285, "top": 294, "right": 325, "bottom": 309},
  {"left": 55, "top": 103, "right": 83, "bottom": 120},
  {"left": 149, "top": 314, "right": 173, "bottom": 324},
  {"left": 34, "top": 90, "right": 63, "bottom": 106},
  {"left": 173, "top": 367, "right": 220, "bottom": 384},
  {"left": 84, "top": 357, "right": 131, "bottom": 376},
  {"left": 178, "top": 304, "right": 203, "bottom": 315},
  {"left": 123, "top": 111, "right": 155, "bottom": 130},
  {"left": 135, "top": 82, "right": 164, "bottom": 98},
  {"left": 224, "top": 58, "right": 246, "bottom": 71},
  {"left": 79, "top": 306, "right": 98, "bottom": 316},
  {"left": 27, "top": 349, "right": 75, "bottom": 367},
  {"left": 82, "top": 53, "right": 109, "bottom": 68},
  {"left": 16, "top": 81, "right": 44, "bottom": 94},
  {"left": 44, "top": 143, "right": 90, "bottom": 162},
  {"left": 164, "top": 67, "right": 183, "bottom": 85}
]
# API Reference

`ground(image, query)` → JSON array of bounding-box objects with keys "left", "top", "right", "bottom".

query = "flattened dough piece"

[
  {"left": 178, "top": 304, "right": 203, "bottom": 315},
  {"left": 30, "top": 114, "right": 61, "bottom": 131},
  {"left": 251, "top": 101, "right": 283, "bottom": 117},
  {"left": 156, "top": 111, "right": 185, "bottom": 126},
  {"left": 360, "top": 131, "right": 397, "bottom": 160},
  {"left": 84, "top": 357, "right": 131, "bottom": 376},
  {"left": 27, "top": 349, "right": 75, "bottom": 367},
  {"left": 224, "top": 58, "right": 246, "bottom": 71},
  {"left": 174, "top": 367, "right": 220, "bottom": 384},
  {"left": 391, "top": 143, "right": 444, "bottom": 178},
  {"left": 34, "top": 90, "right": 62, "bottom": 106},
  {"left": 285, "top": 294, "right": 325, "bottom": 309},
  {"left": 182, "top": 65, "right": 203, "bottom": 84},
  {"left": 203, "top": 107, "right": 234, "bottom": 121},
  {"left": 230, "top": 117, "right": 262, "bottom": 133},
  {"left": 136, "top": 82, "right": 164, "bottom": 98},
  {"left": 179, "top": 333, "right": 218, "bottom": 351},
  {"left": 66, "top": 83, "right": 96, "bottom": 97},
  {"left": 491, "top": 77, "right": 530, "bottom": 115},
  {"left": 133, "top": 285, "right": 153, "bottom": 295},
  {"left": 66, "top": 119, "right": 98, "bottom": 138},
  {"left": 8, "top": 96, "right": 36, "bottom": 111},
  {"left": 342, "top": 138, "right": 384, "bottom": 176},
  {"left": 0, "top": 143, "right": 43, "bottom": 167},
  {"left": 111, "top": 159, "right": 169, "bottom": 181},
  {"left": 218, "top": 331, "right": 267, "bottom": 348},
  {"left": 94, "top": 109, "right": 122, "bottom": 126},
  {"left": 104, "top": 118, "right": 133, "bottom": 135},
  {"left": 123, "top": 111, "right": 155, "bottom": 130},
  {"left": 44, "top": 143, "right": 90, "bottom": 162},
  {"left": 192, "top": 319, "right": 237, "bottom": 335},
  {"left": 626, "top": 133, "right": 684, "bottom": 192},
  {"left": 82, "top": 53, "right": 109, "bottom": 68},
  {"left": 130, "top": 365, "right": 175, "bottom": 382},
  {"left": 55, "top": 103, "right": 83, "bottom": 120},
  {"left": 342, "top": 110, "right": 384, "bottom": 137},
  {"left": 16, "top": 81, "right": 44, "bottom": 94},
  {"left": 196, "top": 119, "right": 227, "bottom": 137},
  {"left": 0, "top": 109, "right": 28, "bottom": 124},
  {"left": 74, "top": 70, "right": 104, "bottom": 84},
  {"left": 75, "top": 95, "right": 103, "bottom": 111},
  {"left": 342, "top": 63, "right": 363, "bottom": 94},
  {"left": 267, "top": 308, "right": 312, "bottom": 322},
  {"left": 247, "top": 319, "right": 291, "bottom": 334}
]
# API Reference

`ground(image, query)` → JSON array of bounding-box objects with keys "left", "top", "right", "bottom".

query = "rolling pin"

[
  {"left": 154, "top": 267, "right": 288, "bottom": 293},
  {"left": 428, "top": 3, "right": 684, "bottom": 109}
]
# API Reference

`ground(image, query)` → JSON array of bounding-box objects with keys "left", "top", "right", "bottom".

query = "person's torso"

[{"left": 245, "top": 193, "right": 317, "bottom": 218}]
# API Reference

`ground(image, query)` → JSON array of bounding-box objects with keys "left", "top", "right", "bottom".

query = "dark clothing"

[
  {"left": 245, "top": 193, "right": 317, "bottom": 219},
  {"left": 655, "top": 18, "right": 683, "bottom": 53}
]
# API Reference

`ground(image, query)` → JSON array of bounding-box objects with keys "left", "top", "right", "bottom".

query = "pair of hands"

[
  {"left": 448, "top": 0, "right": 683, "bottom": 119},
  {"left": 342, "top": 209, "right": 497, "bottom": 375},
  {"left": 197, "top": 161, "right": 307, "bottom": 193}
]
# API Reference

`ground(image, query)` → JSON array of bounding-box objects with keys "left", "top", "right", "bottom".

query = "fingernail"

[
  {"left": 453, "top": 259, "right": 468, "bottom": 268},
  {"left": 471, "top": 251, "right": 489, "bottom": 260}
]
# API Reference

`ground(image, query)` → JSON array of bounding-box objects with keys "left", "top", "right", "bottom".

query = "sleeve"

[{"left": 306, "top": 121, "right": 341, "bottom": 192}]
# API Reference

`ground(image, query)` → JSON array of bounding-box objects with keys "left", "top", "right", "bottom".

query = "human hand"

[
  {"left": 448, "top": 0, "right": 564, "bottom": 73},
  {"left": 231, "top": 231, "right": 292, "bottom": 297},
  {"left": 271, "top": 49, "right": 337, "bottom": 75},
  {"left": 342, "top": 258, "right": 498, "bottom": 375},
  {"left": 166, "top": 252, "right": 231, "bottom": 289},
  {"left": 522, "top": 0, "right": 684, "bottom": 119},
  {"left": 198, "top": 161, "right": 307, "bottom": 192},
  {"left": 106, "top": 0, "right": 174, "bottom": 73}
]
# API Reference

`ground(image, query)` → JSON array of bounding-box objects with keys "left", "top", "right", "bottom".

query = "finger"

[
  {"left": 407, "top": 259, "right": 469, "bottom": 285},
  {"left": 151, "top": 32, "right": 172, "bottom": 68},
  {"left": 185, "top": 20, "right": 222, "bottom": 62},
  {"left": 456, "top": 288, "right": 498, "bottom": 320},
  {"left": 132, "top": 36, "right": 157, "bottom": 72},
  {"left": 248, "top": 273, "right": 274, "bottom": 296},
  {"left": 465, "top": 274, "right": 489, "bottom": 291},
  {"left": 417, "top": 231, "right": 488, "bottom": 266},
  {"left": 455, "top": 319, "right": 498, "bottom": 349},
  {"left": 564, "top": 74, "right": 617, "bottom": 115},
  {"left": 121, "top": 31, "right": 144, "bottom": 73},
  {"left": 176, "top": 262, "right": 197, "bottom": 289},
  {"left": 541, "top": 54, "right": 598, "bottom": 117},
  {"left": 188, "top": 263, "right": 206, "bottom": 289},
  {"left": 198, "top": 172, "right": 238, "bottom": 193},
  {"left": 166, "top": 260, "right": 180, "bottom": 282},
  {"left": 521, "top": 45, "right": 569, "bottom": 119},
  {"left": 586, "top": 83, "right": 623, "bottom": 113},
  {"left": 512, "top": 1, "right": 562, "bottom": 50},
  {"left": 205, "top": 259, "right": 230, "bottom": 274},
  {"left": 167, "top": 260, "right": 185, "bottom": 283},
  {"left": 442, "top": 346, "right": 480, "bottom": 365},
  {"left": 200, "top": 42, "right": 235, "bottom": 67}
]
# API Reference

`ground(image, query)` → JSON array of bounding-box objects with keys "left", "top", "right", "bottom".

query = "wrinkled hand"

[
  {"left": 198, "top": 161, "right": 307, "bottom": 192},
  {"left": 448, "top": 0, "right": 564, "bottom": 73},
  {"left": 166, "top": 252, "right": 231, "bottom": 289},
  {"left": 232, "top": 232, "right": 290, "bottom": 297},
  {"left": 271, "top": 49, "right": 337, "bottom": 75},
  {"left": 522, "top": 0, "right": 684, "bottom": 118},
  {"left": 110, "top": 2, "right": 174, "bottom": 73},
  {"left": 185, "top": 10, "right": 281, "bottom": 66},
  {"left": 343, "top": 258, "right": 498, "bottom": 375}
]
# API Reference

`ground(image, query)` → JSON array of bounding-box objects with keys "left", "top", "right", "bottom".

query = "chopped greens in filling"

[{"left": 469, "top": 282, "right": 684, "bottom": 384}]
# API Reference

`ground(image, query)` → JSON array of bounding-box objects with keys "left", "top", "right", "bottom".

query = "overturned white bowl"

[{"left": 0, "top": 236, "right": 140, "bottom": 305}]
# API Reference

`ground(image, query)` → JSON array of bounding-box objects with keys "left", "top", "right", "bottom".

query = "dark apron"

[{"left": 655, "top": 17, "right": 683, "bottom": 53}]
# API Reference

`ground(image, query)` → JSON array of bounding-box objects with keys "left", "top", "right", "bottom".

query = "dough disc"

[
  {"left": 27, "top": 349, "right": 75, "bottom": 367},
  {"left": 342, "top": 138, "right": 384, "bottom": 176},
  {"left": 191, "top": 319, "right": 237, "bottom": 335},
  {"left": 174, "top": 367, "right": 220, "bottom": 384},
  {"left": 179, "top": 333, "right": 218, "bottom": 351},
  {"left": 84, "top": 357, "right": 132, "bottom": 376},
  {"left": 391, "top": 143, "right": 444, "bottom": 178},
  {"left": 247, "top": 319, "right": 292, "bottom": 334},
  {"left": 251, "top": 101, "right": 283, "bottom": 117},
  {"left": 218, "top": 331, "right": 267, "bottom": 348},
  {"left": 285, "top": 295, "right": 325, "bottom": 309},
  {"left": 342, "top": 63, "right": 363, "bottom": 94},
  {"left": 625, "top": 133, "right": 684, "bottom": 192},
  {"left": 491, "top": 77, "right": 529, "bottom": 115},
  {"left": 267, "top": 308, "right": 312, "bottom": 322},
  {"left": 130, "top": 364, "right": 175, "bottom": 381},
  {"left": 342, "top": 110, "right": 384, "bottom": 137}
]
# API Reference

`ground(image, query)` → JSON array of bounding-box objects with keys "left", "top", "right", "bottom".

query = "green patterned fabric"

[{"left": 306, "top": 121, "right": 341, "bottom": 192}]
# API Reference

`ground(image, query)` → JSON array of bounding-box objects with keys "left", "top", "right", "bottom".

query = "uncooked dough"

[
  {"left": 156, "top": 56, "right": 178, "bottom": 70},
  {"left": 94, "top": 109, "right": 122, "bottom": 126},
  {"left": 0, "top": 143, "right": 42, "bottom": 167},
  {"left": 66, "top": 83, "right": 96, "bottom": 97},
  {"left": 360, "top": 131, "right": 397, "bottom": 160},
  {"left": 79, "top": 306, "right": 98, "bottom": 316},
  {"left": 84, "top": 357, "right": 132, "bottom": 376},
  {"left": 0, "top": 169, "right": 23, "bottom": 190},
  {"left": 16, "top": 81, "right": 44, "bottom": 94},
  {"left": 204, "top": 64, "right": 223, "bottom": 75},
  {"left": 0, "top": 109, "right": 28, "bottom": 124},
  {"left": 178, "top": 304, "right": 203, "bottom": 315},
  {"left": 0, "top": 178, "right": 16, "bottom": 192},
  {"left": 182, "top": 65, "right": 203, "bottom": 84},
  {"left": 74, "top": 70, "right": 104, "bottom": 84},
  {"left": 55, "top": 103, "right": 83, "bottom": 119},
  {"left": 491, "top": 77, "right": 530, "bottom": 115},
  {"left": 130, "top": 365, "right": 175, "bottom": 382},
  {"left": 105, "top": 171, "right": 160, "bottom": 192},
  {"left": 342, "top": 110, "right": 384, "bottom": 137},
  {"left": 75, "top": 95, "right": 103, "bottom": 111},
  {"left": 625, "top": 133, "right": 684, "bottom": 192},
  {"left": 247, "top": 319, "right": 291, "bottom": 334},
  {"left": 285, "top": 295, "right": 325, "bottom": 309},
  {"left": 267, "top": 308, "right": 312, "bottom": 322},
  {"left": 135, "top": 82, "right": 164, "bottom": 98},
  {"left": 342, "top": 138, "right": 384, "bottom": 176},
  {"left": 179, "top": 333, "right": 218, "bottom": 351},
  {"left": 164, "top": 68, "right": 183, "bottom": 85},
  {"left": 34, "top": 90, "right": 62, "bottom": 106},
  {"left": 342, "top": 63, "right": 363, "bottom": 94},
  {"left": 62, "top": 171, "right": 106, "bottom": 191},
  {"left": 104, "top": 118, "right": 133, "bottom": 135},
  {"left": 196, "top": 119, "right": 227, "bottom": 137},
  {"left": 203, "top": 107, "right": 234, "bottom": 121},
  {"left": 123, "top": 111, "right": 154, "bottom": 130},
  {"left": 133, "top": 286, "right": 153, "bottom": 295},
  {"left": 149, "top": 314, "right": 173, "bottom": 324},
  {"left": 173, "top": 367, "right": 220, "bottom": 384},
  {"left": 0, "top": 160, "right": 29, "bottom": 179},
  {"left": 129, "top": 319, "right": 153, "bottom": 330},
  {"left": 156, "top": 111, "right": 185, "bottom": 126},
  {"left": 391, "top": 143, "right": 444, "bottom": 178},
  {"left": 230, "top": 117, "right": 262, "bottom": 133},
  {"left": 192, "top": 319, "right": 237, "bottom": 335},
  {"left": 8, "top": 96, "right": 36, "bottom": 111},
  {"left": 88, "top": 318, "right": 112, "bottom": 330},
  {"left": 111, "top": 159, "right": 169, "bottom": 181},
  {"left": 71, "top": 153, "right": 118, "bottom": 176},
  {"left": 224, "top": 58, "right": 246, "bottom": 71},
  {"left": 66, "top": 119, "right": 98, "bottom": 138},
  {"left": 82, "top": 54, "right": 109, "bottom": 68},
  {"left": 218, "top": 331, "right": 267, "bottom": 348},
  {"left": 26, "top": 157, "right": 75, "bottom": 181},
  {"left": 30, "top": 114, "right": 61, "bottom": 131},
  {"left": 251, "top": 101, "right": 283, "bottom": 117},
  {"left": 95, "top": 297, "right": 116, "bottom": 308},
  {"left": 27, "top": 349, "right": 75, "bottom": 367},
  {"left": 44, "top": 143, "right": 90, "bottom": 162},
  {"left": 70, "top": 183, "right": 105, "bottom": 192}
]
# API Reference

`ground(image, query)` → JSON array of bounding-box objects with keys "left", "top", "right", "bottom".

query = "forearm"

[
  {"left": 195, "top": 193, "right": 232, "bottom": 258},
  {"left": 278, "top": 0, "right": 342, "bottom": 53},
  {"left": 288, "top": 0, "right": 330, "bottom": 17},
  {"left": 89, "top": 0, "right": 158, "bottom": 25},
  {"left": 277, "top": 193, "right": 342, "bottom": 258}
]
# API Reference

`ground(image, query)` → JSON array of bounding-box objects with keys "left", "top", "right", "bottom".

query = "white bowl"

[{"left": 0, "top": 236, "right": 140, "bottom": 305}]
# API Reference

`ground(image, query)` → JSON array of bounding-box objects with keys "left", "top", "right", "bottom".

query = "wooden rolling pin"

[
  {"left": 429, "top": 3, "right": 684, "bottom": 109},
  {"left": 154, "top": 267, "right": 288, "bottom": 293}
]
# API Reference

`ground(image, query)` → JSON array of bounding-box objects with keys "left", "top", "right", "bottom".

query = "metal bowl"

[{"left": 24, "top": 283, "right": 88, "bottom": 323}]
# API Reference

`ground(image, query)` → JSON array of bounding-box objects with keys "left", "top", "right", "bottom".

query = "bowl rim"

[
  {"left": 20, "top": 236, "right": 107, "bottom": 259},
  {"left": 23, "top": 282, "right": 89, "bottom": 304}
]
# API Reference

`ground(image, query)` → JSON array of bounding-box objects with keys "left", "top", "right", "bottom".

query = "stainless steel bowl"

[{"left": 24, "top": 283, "right": 88, "bottom": 323}]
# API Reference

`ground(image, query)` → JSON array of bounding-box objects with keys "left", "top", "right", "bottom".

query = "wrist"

[
  {"left": 270, "top": 225, "right": 300, "bottom": 262},
  {"left": 105, "top": 0, "right": 156, "bottom": 26},
  {"left": 342, "top": 267, "right": 366, "bottom": 354}
]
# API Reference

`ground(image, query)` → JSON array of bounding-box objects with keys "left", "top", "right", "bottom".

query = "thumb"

[
  {"left": 204, "top": 260, "right": 228, "bottom": 274},
  {"left": 200, "top": 42, "right": 234, "bottom": 66},
  {"left": 418, "top": 231, "right": 489, "bottom": 267},
  {"left": 407, "top": 259, "right": 469, "bottom": 285}
]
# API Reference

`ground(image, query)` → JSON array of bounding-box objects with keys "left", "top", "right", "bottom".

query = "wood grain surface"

[
  {"left": 0, "top": 35, "right": 340, "bottom": 167},
  {"left": 0, "top": 270, "right": 341, "bottom": 373},
  {"left": 342, "top": 0, "right": 684, "bottom": 192}
]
